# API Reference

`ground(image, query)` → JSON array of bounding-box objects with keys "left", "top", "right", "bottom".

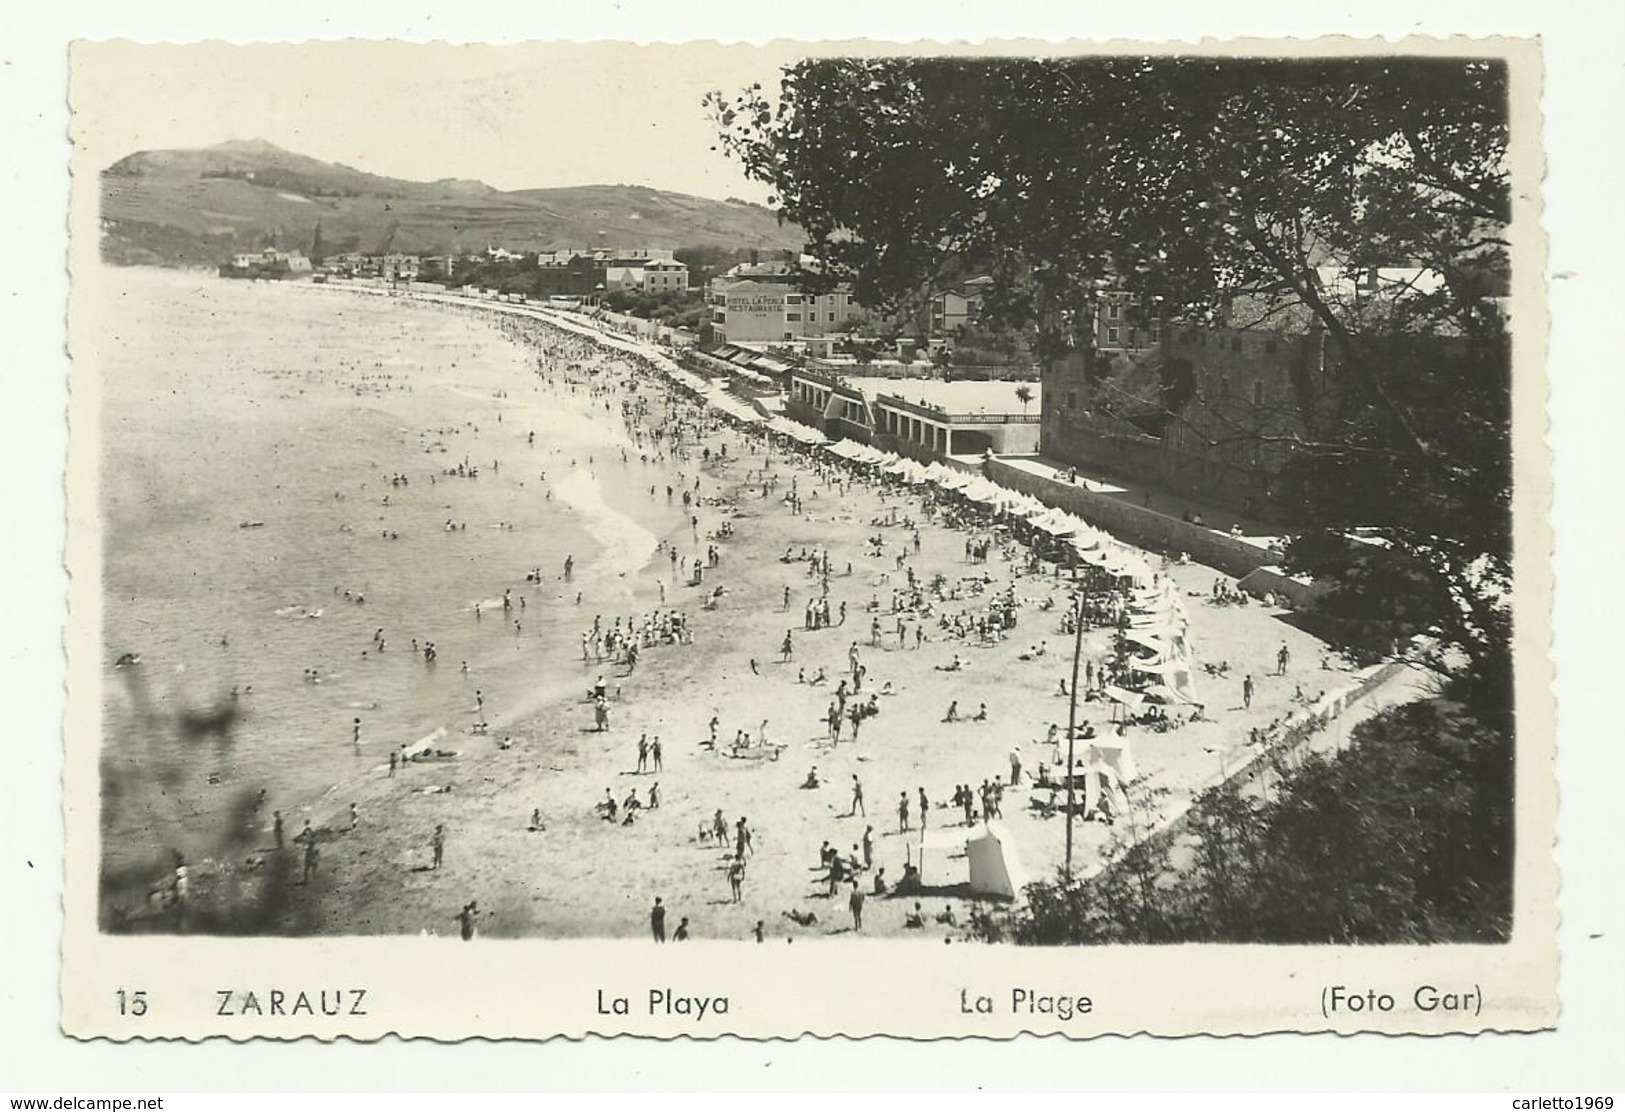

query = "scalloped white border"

[{"left": 6, "top": 0, "right": 1618, "bottom": 1092}]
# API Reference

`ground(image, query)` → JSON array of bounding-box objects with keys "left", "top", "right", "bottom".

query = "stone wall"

[
  {"left": 1089, "top": 659, "right": 1418, "bottom": 883},
  {"left": 983, "top": 421, "right": 1042, "bottom": 457},
  {"left": 985, "top": 459, "right": 1274, "bottom": 579},
  {"left": 783, "top": 399, "right": 825, "bottom": 430},
  {"left": 872, "top": 433, "right": 940, "bottom": 467},
  {"left": 1040, "top": 412, "right": 1166, "bottom": 482}
]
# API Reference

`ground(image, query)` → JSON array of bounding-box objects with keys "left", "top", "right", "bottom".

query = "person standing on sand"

[
  {"left": 728, "top": 859, "right": 745, "bottom": 903},
  {"left": 1277, "top": 643, "right": 1290, "bottom": 675},
  {"left": 636, "top": 734, "right": 649, "bottom": 774},
  {"left": 458, "top": 901, "right": 479, "bottom": 941},
  {"left": 781, "top": 631, "right": 793, "bottom": 663},
  {"left": 898, "top": 792, "right": 911, "bottom": 833},
  {"left": 302, "top": 838, "right": 319, "bottom": 884},
  {"left": 273, "top": 811, "right": 285, "bottom": 851},
  {"left": 862, "top": 825, "right": 875, "bottom": 869},
  {"left": 651, "top": 737, "right": 663, "bottom": 772},
  {"left": 388, "top": 751, "right": 397, "bottom": 777},
  {"left": 673, "top": 917, "right": 691, "bottom": 941},
  {"left": 651, "top": 897, "right": 666, "bottom": 943},
  {"left": 850, "top": 774, "right": 865, "bottom": 817},
  {"left": 1243, "top": 674, "right": 1254, "bottom": 709},
  {"left": 919, "top": 788, "right": 930, "bottom": 830},
  {"left": 848, "top": 880, "right": 865, "bottom": 930},
  {"left": 431, "top": 825, "right": 445, "bottom": 870}
]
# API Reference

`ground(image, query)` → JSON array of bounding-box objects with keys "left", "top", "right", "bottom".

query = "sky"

[{"left": 71, "top": 41, "right": 830, "bottom": 201}]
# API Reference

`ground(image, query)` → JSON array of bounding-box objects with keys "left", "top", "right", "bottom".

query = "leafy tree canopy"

[{"left": 713, "top": 56, "right": 1515, "bottom": 717}]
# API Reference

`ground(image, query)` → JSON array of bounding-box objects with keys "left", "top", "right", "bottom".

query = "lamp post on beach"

[{"left": 1064, "top": 586, "right": 1086, "bottom": 885}]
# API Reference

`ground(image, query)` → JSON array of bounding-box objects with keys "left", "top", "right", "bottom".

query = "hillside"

[{"left": 99, "top": 139, "right": 801, "bottom": 267}]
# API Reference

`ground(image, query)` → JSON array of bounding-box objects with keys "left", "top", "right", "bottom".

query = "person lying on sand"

[{"left": 782, "top": 908, "right": 819, "bottom": 927}]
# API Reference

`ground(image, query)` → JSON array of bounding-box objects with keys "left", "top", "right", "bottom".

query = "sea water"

[{"left": 94, "top": 269, "right": 679, "bottom": 882}]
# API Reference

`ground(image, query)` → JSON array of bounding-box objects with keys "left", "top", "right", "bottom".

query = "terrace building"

[
  {"left": 786, "top": 367, "right": 1041, "bottom": 462},
  {"left": 708, "top": 279, "right": 861, "bottom": 345}
]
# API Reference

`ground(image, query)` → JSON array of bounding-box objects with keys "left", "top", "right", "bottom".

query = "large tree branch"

[
  {"left": 1401, "top": 127, "right": 1509, "bottom": 224},
  {"left": 1241, "top": 223, "right": 1440, "bottom": 464}
]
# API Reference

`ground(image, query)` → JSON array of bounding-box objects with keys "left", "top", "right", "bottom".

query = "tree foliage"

[
  {"left": 973, "top": 698, "right": 1512, "bottom": 945},
  {"left": 712, "top": 56, "right": 1515, "bottom": 719}
]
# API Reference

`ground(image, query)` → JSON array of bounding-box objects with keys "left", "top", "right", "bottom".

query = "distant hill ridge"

[{"left": 100, "top": 139, "right": 800, "bottom": 267}]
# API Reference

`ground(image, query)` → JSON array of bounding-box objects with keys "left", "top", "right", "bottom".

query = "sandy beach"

[
  {"left": 255, "top": 289, "right": 1362, "bottom": 941},
  {"left": 103, "top": 276, "right": 1354, "bottom": 942}
]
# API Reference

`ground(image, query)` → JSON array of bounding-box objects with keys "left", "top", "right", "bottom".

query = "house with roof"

[
  {"left": 708, "top": 277, "right": 861, "bottom": 345},
  {"left": 1039, "top": 266, "right": 1466, "bottom": 520}
]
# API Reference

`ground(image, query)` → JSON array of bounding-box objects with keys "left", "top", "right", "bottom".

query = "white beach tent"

[
  {"left": 891, "top": 458, "right": 930, "bottom": 483},
  {"left": 1014, "top": 494, "right": 1050, "bottom": 518},
  {"left": 1028, "top": 508, "right": 1074, "bottom": 536},
  {"left": 768, "top": 416, "right": 828, "bottom": 445},
  {"left": 959, "top": 478, "right": 1005, "bottom": 506},
  {"left": 966, "top": 821, "right": 1027, "bottom": 899},
  {"left": 917, "top": 821, "right": 1028, "bottom": 899},
  {"left": 924, "top": 462, "right": 972, "bottom": 490},
  {"left": 1124, "top": 629, "right": 1168, "bottom": 653},
  {"left": 1082, "top": 740, "right": 1136, "bottom": 820}
]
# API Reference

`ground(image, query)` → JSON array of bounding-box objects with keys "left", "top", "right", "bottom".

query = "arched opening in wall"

[{"left": 952, "top": 429, "right": 995, "bottom": 456}]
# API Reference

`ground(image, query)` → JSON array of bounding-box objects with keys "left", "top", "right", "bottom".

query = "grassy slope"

[{"left": 100, "top": 143, "right": 801, "bottom": 264}]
